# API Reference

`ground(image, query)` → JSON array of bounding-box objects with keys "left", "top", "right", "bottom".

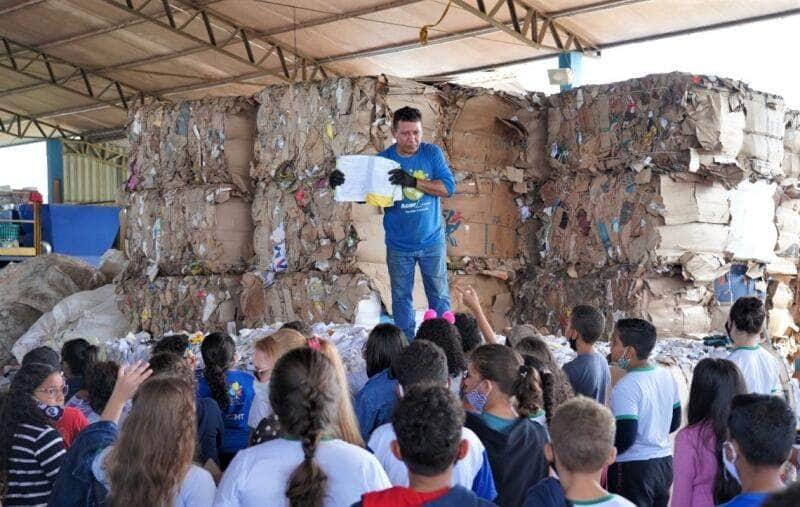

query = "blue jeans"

[{"left": 387, "top": 242, "right": 450, "bottom": 340}]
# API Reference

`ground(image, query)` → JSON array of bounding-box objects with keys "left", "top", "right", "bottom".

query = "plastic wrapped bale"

[
  {"left": 127, "top": 97, "right": 256, "bottom": 194},
  {"left": 544, "top": 72, "right": 786, "bottom": 182},
  {"left": 12, "top": 284, "right": 129, "bottom": 363},
  {"left": 118, "top": 275, "right": 242, "bottom": 336},
  {"left": 240, "top": 271, "right": 374, "bottom": 327},
  {"left": 124, "top": 185, "right": 254, "bottom": 276},
  {"left": 0, "top": 255, "right": 101, "bottom": 365}
]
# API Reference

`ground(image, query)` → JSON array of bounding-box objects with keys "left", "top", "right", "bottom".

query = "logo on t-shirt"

[
  {"left": 402, "top": 170, "right": 430, "bottom": 201},
  {"left": 229, "top": 381, "right": 244, "bottom": 401}
]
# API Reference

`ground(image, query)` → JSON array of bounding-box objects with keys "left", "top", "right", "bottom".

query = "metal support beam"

[
  {"left": 98, "top": 0, "right": 335, "bottom": 84},
  {"left": 2, "top": 0, "right": 227, "bottom": 63},
  {"left": 47, "top": 139, "right": 64, "bottom": 203},
  {"left": 420, "top": 6, "right": 800, "bottom": 78},
  {"left": 0, "top": 36, "right": 160, "bottom": 111},
  {"left": 0, "top": 0, "right": 47, "bottom": 16},
  {"left": 449, "top": 0, "right": 599, "bottom": 54},
  {"left": 0, "top": 107, "right": 81, "bottom": 140}
]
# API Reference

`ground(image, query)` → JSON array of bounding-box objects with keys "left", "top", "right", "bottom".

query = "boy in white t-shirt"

[
  {"left": 725, "top": 296, "right": 782, "bottom": 396},
  {"left": 367, "top": 340, "right": 497, "bottom": 502},
  {"left": 608, "top": 318, "right": 681, "bottom": 507},
  {"left": 524, "top": 397, "right": 635, "bottom": 507}
]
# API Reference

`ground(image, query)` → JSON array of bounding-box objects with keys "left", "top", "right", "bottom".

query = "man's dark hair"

[
  {"left": 415, "top": 318, "right": 467, "bottom": 377},
  {"left": 392, "top": 106, "right": 423, "bottom": 130},
  {"left": 152, "top": 334, "right": 190, "bottom": 357},
  {"left": 728, "top": 394, "right": 795, "bottom": 467},
  {"left": 615, "top": 318, "right": 657, "bottom": 360},
  {"left": 280, "top": 320, "right": 309, "bottom": 336},
  {"left": 570, "top": 305, "right": 605, "bottom": 343},
  {"left": 21, "top": 346, "right": 61, "bottom": 369},
  {"left": 86, "top": 361, "right": 119, "bottom": 414},
  {"left": 454, "top": 313, "right": 481, "bottom": 353},
  {"left": 392, "top": 340, "right": 448, "bottom": 389},
  {"left": 730, "top": 297, "right": 766, "bottom": 335},
  {"left": 365, "top": 323, "right": 407, "bottom": 378},
  {"left": 392, "top": 385, "right": 465, "bottom": 477}
]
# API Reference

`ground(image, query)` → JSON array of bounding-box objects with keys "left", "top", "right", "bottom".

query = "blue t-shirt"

[
  {"left": 563, "top": 352, "right": 611, "bottom": 403},
  {"left": 354, "top": 369, "right": 398, "bottom": 442},
  {"left": 720, "top": 492, "right": 770, "bottom": 507},
  {"left": 379, "top": 143, "right": 455, "bottom": 252},
  {"left": 197, "top": 370, "right": 255, "bottom": 454}
]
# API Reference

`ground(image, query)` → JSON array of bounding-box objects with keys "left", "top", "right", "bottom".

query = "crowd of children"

[{"left": 0, "top": 291, "right": 798, "bottom": 507}]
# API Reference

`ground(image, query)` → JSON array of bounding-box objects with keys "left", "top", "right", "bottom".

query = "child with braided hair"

[
  {"left": 215, "top": 347, "right": 390, "bottom": 506},
  {"left": 461, "top": 344, "right": 550, "bottom": 507}
]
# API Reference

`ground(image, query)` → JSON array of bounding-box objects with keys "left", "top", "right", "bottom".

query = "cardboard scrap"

[
  {"left": 442, "top": 179, "right": 519, "bottom": 259},
  {"left": 127, "top": 97, "right": 256, "bottom": 194},
  {"left": 124, "top": 186, "right": 254, "bottom": 276},
  {"left": 726, "top": 180, "right": 777, "bottom": 263},
  {"left": 117, "top": 275, "right": 242, "bottom": 336},
  {"left": 546, "top": 72, "right": 779, "bottom": 183},
  {"left": 240, "top": 270, "right": 374, "bottom": 327},
  {"left": 659, "top": 175, "right": 729, "bottom": 225}
]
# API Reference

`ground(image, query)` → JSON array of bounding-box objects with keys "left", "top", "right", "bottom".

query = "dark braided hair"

[
  {"left": 0, "top": 362, "right": 60, "bottom": 495},
  {"left": 270, "top": 348, "right": 340, "bottom": 507},
  {"left": 470, "top": 344, "right": 544, "bottom": 419},
  {"left": 514, "top": 336, "right": 575, "bottom": 409},
  {"left": 200, "top": 333, "right": 235, "bottom": 412},
  {"left": 521, "top": 354, "right": 556, "bottom": 425}
]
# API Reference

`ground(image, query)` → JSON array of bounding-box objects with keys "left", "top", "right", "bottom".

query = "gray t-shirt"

[{"left": 563, "top": 352, "right": 611, "bottom": 403}]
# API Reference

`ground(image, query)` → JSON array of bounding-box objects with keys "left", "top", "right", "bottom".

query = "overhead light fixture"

[{"left": 548, "top": 68, "right": 574, "bottom": 86}]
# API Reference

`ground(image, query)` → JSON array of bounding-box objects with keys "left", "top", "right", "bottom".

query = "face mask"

[
  {"left": 722, "top": 441, "right": 741, "bottom": 485},
  {"left": 568, "top": 338, "right": 578, "bottom": 352},
  {"left": 35, "top": 399, "right": 64, "bottom": 422},
  {"left": 616, "top": 347, "right": 631, "bottom": 370},
  {"left": 465, "top": 382, "right": 489, "bottom": 413}
]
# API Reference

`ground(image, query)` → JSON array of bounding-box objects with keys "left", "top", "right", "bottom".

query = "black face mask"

[{"left": 568, "top": 338, "right": 578, "bottom": 352}]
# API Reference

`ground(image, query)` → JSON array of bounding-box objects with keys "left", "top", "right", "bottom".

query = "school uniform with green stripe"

[
  {"left": 727, "top": 344, "right": 782, "bottom": 396},
  {"left": 569, "top": 493, "right": 635, "bottom": 506},
  {"left": 610, "top": 365, "right": 680, "bottom": 462}
]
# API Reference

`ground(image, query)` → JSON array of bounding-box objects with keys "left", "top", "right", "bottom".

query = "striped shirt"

[{"left": 4, "top": 423, "right": 66, "bottom": 506}]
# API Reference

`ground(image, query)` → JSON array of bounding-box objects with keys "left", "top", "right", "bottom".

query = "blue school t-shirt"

[
  {"left": 563, "top": 352, "right": 611, "bottom": 403},
  {"left": 379, "top": 143, "right": 455, "bottom": 252},
  {"left": 197, "top": 370, "right": 255, "bottom": 454},
  {"left": 719, "top": 492, "right": 769, "bottom": 507}
]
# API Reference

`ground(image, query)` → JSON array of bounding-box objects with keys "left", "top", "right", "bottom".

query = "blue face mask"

[
  {"left": 465, "top": 386, "right": 488, "bottom": 413},
  {"left": 616, "top": 346, "right": 631, "bottom": 370},
  {"left": 35, "top": 399, "right": 64, "bottom": 421}
]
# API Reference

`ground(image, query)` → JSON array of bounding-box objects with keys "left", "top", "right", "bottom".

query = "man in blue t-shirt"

[{"left": 330, "top": 106, "right": 456, "bottom": 340}]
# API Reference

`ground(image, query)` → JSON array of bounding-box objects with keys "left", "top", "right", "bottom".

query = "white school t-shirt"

[
  {"left": 92, "top": 447, "right": 216, "bottom": 507},
  {"left": 727, "top": 345, "right": 781, "bottom": 395},
  {"left": 367, "top": 422, "right": 485, "bottom": 488},
  {"left": 610, "top": 365, "right": 680, "bottom": 462},
  {"left": 567, "top": 494, "right": 636, "bottom": 506},
  {"left": 214, "top": 437, "right": 391, "bottom": 507}
]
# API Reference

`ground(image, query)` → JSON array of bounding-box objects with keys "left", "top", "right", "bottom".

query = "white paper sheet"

[{"left": 335, "top": 155, "right": 403, "bottom": 207}]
